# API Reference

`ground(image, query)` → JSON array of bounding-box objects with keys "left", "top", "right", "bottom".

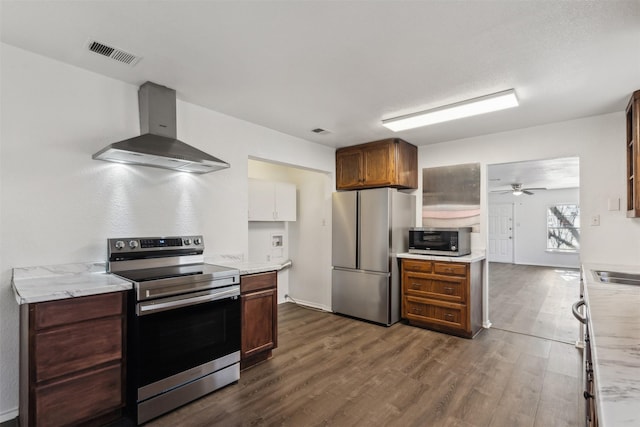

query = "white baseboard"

[
  {"left": 280, "top": 296, "right": 331, "bottom": 312},
  {"left": 513, "top": 261, "right": 580, "bottom": 269},
  {"left": 0, "top": 407, "right": 18, "bottom": 423}
]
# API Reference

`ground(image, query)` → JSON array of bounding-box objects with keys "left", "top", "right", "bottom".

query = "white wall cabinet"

[{"left": 248, "top": 179, "right": 296, "bottom": 221}]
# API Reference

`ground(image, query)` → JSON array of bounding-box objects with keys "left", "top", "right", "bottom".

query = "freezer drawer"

[{"left": 332, "top": 268, "right": 391, "bottom": 325}]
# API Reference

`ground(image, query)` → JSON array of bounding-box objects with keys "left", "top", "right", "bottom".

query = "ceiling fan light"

[
  {"left": 382, "top": 89, "right": 519, "bottom": 132},
  {"left": 512, "top": 190, "right": 523, "bottom": 196}
]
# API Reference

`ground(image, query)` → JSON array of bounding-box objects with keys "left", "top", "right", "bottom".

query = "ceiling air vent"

[
  {"left": 87, "top": 40, "right": 141, "bottom": 66},
  {"left": 311, "top": 128, "right": 330, "bottom": 135}
]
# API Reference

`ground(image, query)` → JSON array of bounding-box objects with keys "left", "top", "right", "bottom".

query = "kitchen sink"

[{"left": 593, "top": 270, "right": 640, "bottom": 286}]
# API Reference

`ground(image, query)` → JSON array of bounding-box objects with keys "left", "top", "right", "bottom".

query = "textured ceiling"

[
  {"left": 1, "top": 1, "right": 639, "bottom": 149},
  {"left": 488, "top": 157, "right": 580, "bottom": 191}
]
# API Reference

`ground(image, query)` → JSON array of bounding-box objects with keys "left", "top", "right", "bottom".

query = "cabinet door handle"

[
  {"left": 412, "top": 283, "right": 421, "bottom": 289},
  {"left": 444, "top": 287, "right": 454, "bottom": 294},
  {"left": 445, "top": 313, "right": 454, "bottom": 320}
]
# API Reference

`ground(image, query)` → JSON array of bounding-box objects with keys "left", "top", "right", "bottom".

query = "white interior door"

[{"left": 488, "top": 203, "right": 514, "bottom": 263}]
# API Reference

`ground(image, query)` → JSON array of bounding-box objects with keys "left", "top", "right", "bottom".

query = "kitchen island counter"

[
  {"left": 397, "top": 251, "right": 486, "bottom": 263},
  {"left": 582, "top": 262, "right": 640, "bottom": 427},
  {"left": 12, "top": 262, "right": 131, "bottom": 304}
]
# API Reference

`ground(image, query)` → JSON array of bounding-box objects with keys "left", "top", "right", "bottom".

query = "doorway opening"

[
  {"left": 486, "top": 157, "right": 580, "bottom": 343},
  {"left": 248, "top": 158, "right": 333, "bottom": 311}
]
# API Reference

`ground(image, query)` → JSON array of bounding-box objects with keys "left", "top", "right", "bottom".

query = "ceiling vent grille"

[
  {"left": 87, "top": 40, "right": 141, "bottom": 66},
  {"left": 311, "top": 128, "right": 330, "bottom": 135}
]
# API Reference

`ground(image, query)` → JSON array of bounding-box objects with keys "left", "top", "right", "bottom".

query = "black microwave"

[{"left": 408, "top": 227, "right": 471, "bottom": 256}]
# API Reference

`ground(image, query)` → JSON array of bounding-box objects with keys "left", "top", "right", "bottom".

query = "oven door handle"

[
  {"left": 137, "top": 285, "right": 240, "bottom": 316},
  {"left": 572, "top": 299, "right": 587, "bottom": 324}
]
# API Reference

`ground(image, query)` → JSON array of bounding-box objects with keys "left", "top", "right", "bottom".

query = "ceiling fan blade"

[
  {"left": 522, "top": 187, "right": 547, "bottom": 191},
  {"left": 490, "top": 190, "right": 512, "bottom": 193},
  {"left": 523, "top": 190, "right": 534, "bottom": 195}
]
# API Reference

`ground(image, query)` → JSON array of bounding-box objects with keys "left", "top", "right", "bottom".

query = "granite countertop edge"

[
  {"left": 12, "top": 258, "right": 294, "bottom": 304},
  {"left": 396, "top": 251, "right": 486, "bottom": 263},
  {"left": 581, "top": 262, "right": 640, "bottom": 427},
  {"left": 209, "top": 259, "right": 292, "bottom": 275},
  {"left": 12, "top": 262, "right": 133, "bottom": 305}
]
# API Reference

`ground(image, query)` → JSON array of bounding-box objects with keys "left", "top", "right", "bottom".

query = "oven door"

[{"left": 131, "top": 287, "right": 241, "bottom": 393}]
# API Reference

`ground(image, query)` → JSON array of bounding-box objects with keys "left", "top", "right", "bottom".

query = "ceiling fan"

[{"left": 491, "top": 183, "right": 547, "bottom": 196}]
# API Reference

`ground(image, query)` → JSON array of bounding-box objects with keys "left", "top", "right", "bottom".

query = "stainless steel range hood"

[{"left": 92, "top": 82, "right": 230, "bottom": 174}]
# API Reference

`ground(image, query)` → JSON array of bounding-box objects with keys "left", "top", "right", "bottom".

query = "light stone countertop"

[
  {"left": 396, "top": 251, "right": 486, "bottom": 263},
  {"left": 12, "top": 262, "right": 132, "bottom": 305},
  {"left": 582, "top": 262, "right": 640, "bottom": 427},
  {"left": 208, "top": 258, "right": 292, "bottom": 275}
]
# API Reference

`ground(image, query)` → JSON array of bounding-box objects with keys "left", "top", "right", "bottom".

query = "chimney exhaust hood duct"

[{"left": 92, "top": 82, "right": 230, "bottom": 173}]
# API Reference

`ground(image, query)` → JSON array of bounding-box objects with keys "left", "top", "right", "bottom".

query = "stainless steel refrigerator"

[{"left": 332, "top": 188, "right": 415, "bottom": 326}]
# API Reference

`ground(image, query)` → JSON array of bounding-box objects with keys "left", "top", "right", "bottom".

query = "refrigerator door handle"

[
  {"left": 356, "top": 191, "right": 361, "bottom": 269},
  {"left": 332, "top": 266, "right": 389, "bottom": 276}
]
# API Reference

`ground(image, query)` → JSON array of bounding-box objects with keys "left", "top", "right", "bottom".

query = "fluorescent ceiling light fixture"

[{"left": 382, "top": 89, "right": 519, "bottom": 132}]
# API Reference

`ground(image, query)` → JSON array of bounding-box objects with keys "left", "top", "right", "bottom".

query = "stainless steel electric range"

[{"left": 107, "top": 235, "right": 240, "bottom": 424}]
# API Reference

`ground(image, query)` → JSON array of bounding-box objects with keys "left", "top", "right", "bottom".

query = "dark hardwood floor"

[{"left": 149, "top": 295, "right": 581, "bottom": 426}]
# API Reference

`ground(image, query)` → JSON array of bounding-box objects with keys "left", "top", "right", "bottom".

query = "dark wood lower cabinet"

[
  {"left": 401, "top": 259, "right": 483, "bottom": 338},
  {"left": 240, "top": 271, "right": 277, "bottom": 370},
  {"left": 34, "top": 364, "right": 122, "bottom": 427},
  {"left": 20, "top": 292, "right": 126, "bottom": 427}
]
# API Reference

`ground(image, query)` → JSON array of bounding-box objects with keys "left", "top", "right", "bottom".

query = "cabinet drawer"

[
  {"left": 241, "top": 271, "right": 277, "bottom": 294},
  {"left": 434, "top": 262, "right": 467, "bottom": 277},
  {"left": 402, "top": 259, "right": 433, "bottom": 273},
  {"left": 403, "top": 273, "right": 466, "bottom": 303},
  {"left": 34, "top": 317, "right": 122, "bottom": 382},
  {"left": 34, "top": 363, "right": 123, "bottom": 427},
  {"left": 33, "top": 292, "right": 124, "bottom": 330},
  {"left": 404, "top": 296, "right": 466, "bottom": 330}
]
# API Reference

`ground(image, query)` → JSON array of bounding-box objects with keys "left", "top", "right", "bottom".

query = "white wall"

[
  {"left": 489, "top": 188, "right": 581, "bottom": 268},
  {"left": 0, "top": 44, "right": 335, "bottom": 421},
  {"left": 419, "top": 112, "right": 638, "bottom": 265},
  {"left": 248, "top": 159, "right": 332, "bottom": 310}
]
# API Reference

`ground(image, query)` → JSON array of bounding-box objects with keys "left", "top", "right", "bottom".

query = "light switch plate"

[{"left": 608, "top": 197, "right": 620, "bottom": 211}]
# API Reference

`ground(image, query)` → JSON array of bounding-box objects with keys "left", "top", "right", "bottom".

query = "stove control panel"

[{"left": 108, "top": 235, "right": 205, "bottom": 254}]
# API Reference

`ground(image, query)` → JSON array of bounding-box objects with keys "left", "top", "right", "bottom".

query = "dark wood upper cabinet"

[
  {"left": 336, "top": 138, "right": 418, "bottom": 190},
  {"left": 627, "top": 90, "right": 640, "bottom": 217}
]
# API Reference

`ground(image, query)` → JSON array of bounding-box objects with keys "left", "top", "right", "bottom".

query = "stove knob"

[
  {"left": 193, "top": 238, "right": 202, "bottom": 245},
  {"left": 129, "top": 240, "right": 139, "bottom": 249},
  {"left": 183, "top": 238, "right": 192, "bottom": 245},
  {"left": 114, "top": 240, "right": 125, "bottom": 250}
]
